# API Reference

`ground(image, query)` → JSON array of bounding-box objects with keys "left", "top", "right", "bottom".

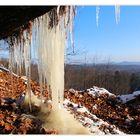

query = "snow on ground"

[
  {"left": 69, "top": 88, "right": 76, "bottom": 94},
  {"left": 0, "top": 66, "right": 9, "bottom": 72},
  {"left": 86, "top": 86, "right": 115, "bottom": 97},
  {"left": 0, "top": 65, "right": 19, "bottom": 77},
  {"left": 63, "top": 99, "right": 124, "bottom": 135},
  {"left": 116, "top": 90, "right": 140, "bottom": 104}
]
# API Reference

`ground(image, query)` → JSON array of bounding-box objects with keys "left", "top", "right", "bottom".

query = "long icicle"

[
  {"left": 5, "top": 6, "right": 90, "bottom": 134},
  {"left": 9, "top": 44, "right": 14, "bottom": 96},
  {"left": 115, "top": 5, "right": 121, "bottom": 24},
  {"left": 96, "top": 6, "right": 100, "bottom": 27},
  {"left": 32, "top": 6, "right": 76, "bottom": 110},
  {"left": 23, "top": 29, "right": 32, "bottom": 112}
]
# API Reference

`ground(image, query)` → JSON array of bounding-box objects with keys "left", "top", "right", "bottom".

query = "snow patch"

[
  {"left": 77, "top": 106, "right": 88, "bottom": 113},
  {"left": 69, "top": 88, "right": 76, "bottom": 94},
  {"left": 87, "top": 86, "right": 114, "bottom": 97},
  {"left": 0, "top": 66, "right": 18, "bottom": 77},
  {"left": 63, "top": 99, "right": 124, "bottom": 135},
  {"left": 117, "top": 90, "right": 140, "bottom": 104}
]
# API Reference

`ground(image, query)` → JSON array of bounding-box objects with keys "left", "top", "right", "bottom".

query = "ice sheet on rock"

[
  {"left": 24, "top": 90, "right": 45, "bottom": 107},
  {"left": 117, "top": 91, "right": 140, "bottom": 104}
]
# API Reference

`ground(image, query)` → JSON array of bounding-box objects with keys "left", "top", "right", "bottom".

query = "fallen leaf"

[
  {"left": 5, "top": 123, "right": 13, "bottom": 131},
  {"left": 6, "top": 117, "right": 12, "bottom": 123},
  {"left": 0, "top": 114, "right": 4, "bottom": 120},
  {"left": 0, "top": 120, "right": 5, "bottom": 126}
]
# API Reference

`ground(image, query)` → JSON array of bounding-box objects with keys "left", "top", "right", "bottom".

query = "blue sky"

[
  {"left": 67, "top": 6, "right": 140, "bottom": 64},
  {"left": 1, "top": 6, "right": 140, "bottom": 64}
]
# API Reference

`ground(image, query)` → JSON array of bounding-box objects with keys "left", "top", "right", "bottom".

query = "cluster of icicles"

[
  {"left": 4, "top": 6, "right": 121, "bottom": 134},
  {"left": 6, "top": 5, "right": 121, "bottom": 111},
  {"left": 6, "top": 6, "right": 75, "bottom": 112},
  {"left": 5, "top": 6, "right": 91, "bottom": 134},
  {"left": 96, "top": 5, "right": 120, "bottom": 26}
]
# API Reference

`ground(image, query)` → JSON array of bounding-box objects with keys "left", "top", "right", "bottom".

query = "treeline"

[
  {"left": 65, "top": 64, "right": 140, "bottom": 95},
  {"left": 1, "top": 58, "right": 140, "bottom": 95}
]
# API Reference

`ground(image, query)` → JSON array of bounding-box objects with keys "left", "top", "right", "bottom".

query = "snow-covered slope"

[{"left": 63, "top": 99, "right": 124, "bottom": 135}]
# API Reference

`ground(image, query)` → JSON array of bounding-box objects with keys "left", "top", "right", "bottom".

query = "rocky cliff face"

[{"left": 0, "top": 6, "right": 56, "bottom": 39}]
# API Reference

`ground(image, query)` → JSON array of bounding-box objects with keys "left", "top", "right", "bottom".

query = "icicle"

[
  {"left": 96, "top": 6, "right": 100, "bottom": 27},
  {"left": 115, "top": 5, "right": 120, "bottom": 24},
  {"left": 19, "top": 35, "right": 25, "bottom": 75},
  {"left": 57, "top": 5, "right": 60, "bottom": 19},
  {"left": 13, "top": 39, "right": 21, "bottom": 76},
  {"left": 8, "top": 45, "right": 14, "bottom": 95},
  {"left": 32, "top": 6, "right": 76, "bottom": 110},
  {"left": 20, "top": 28, "right": 32, "bottom": 112},
  {"left": 33, "top": 8, "right": 89, "bottom": 134},
  {"left": 38, "top": 16, "right": 44, "bottom": 104},
  {"left": 6, "top": 6, "right": 89, "bottom": 134},
  {"left": 69, "top": 6, "right": 75, "bottom": 53}
]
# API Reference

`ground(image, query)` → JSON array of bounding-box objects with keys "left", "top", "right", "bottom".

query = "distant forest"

[
  {"left": 65, "top": 64, "right": 140, "bottom": 95},
  {"left": 1, "top": 58, "right": 140, "bottom": 95}
]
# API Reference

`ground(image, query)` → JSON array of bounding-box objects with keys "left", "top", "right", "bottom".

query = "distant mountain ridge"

[
  {"left": 115, "top": 61, "right": 140, "bottom": 65},
  {"left": 65, "top": 62, "right": 140, "bottom": 73},
  {"left": 67, "top": 61, "right": 140, "bottom": 66}
]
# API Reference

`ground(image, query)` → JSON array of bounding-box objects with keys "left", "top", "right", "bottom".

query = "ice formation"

[
  {"left": 6, "top": 26, "right": 32, "bottom": 111},
  {"left": 5, "top": 7, "right": 69, "bottom": 111},
  {"left": 4, "top": 6, "right": 90, "bottom": 134},
  {"left": 3, "top": 5, "right": 122, "bottom": 134},
  {"left": 95, "top": 6, "right": 121, "bottom": 26},
  {"left": 4, "top": 6, "right": 121, "bottom": 112},
  {"left": 32, "top": 7, "right": 68, "bottom": 109}
]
